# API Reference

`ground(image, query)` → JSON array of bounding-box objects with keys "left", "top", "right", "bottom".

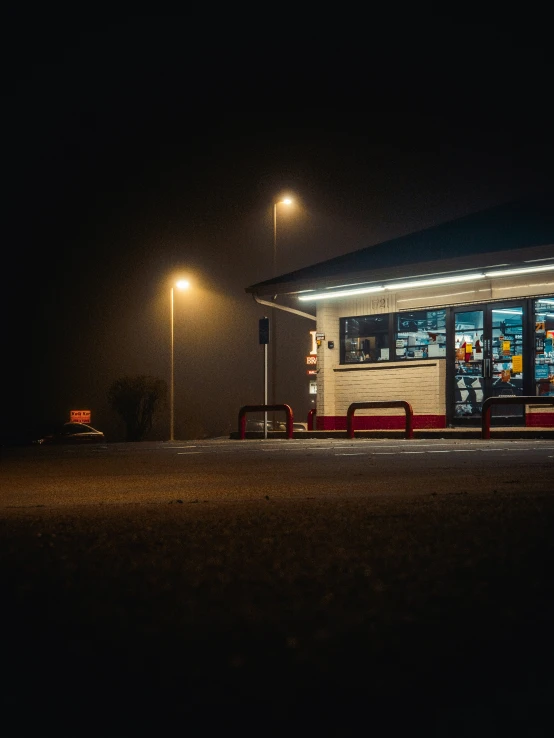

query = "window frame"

[
  {"left": 340, "top": 314, "right": 394, "bottom": 364},
  {"left": 340, "top": 308, "right": 448, "bottom": 365},
  {"left": 394, "top": 308, "right": 448, "bottom": 361}
]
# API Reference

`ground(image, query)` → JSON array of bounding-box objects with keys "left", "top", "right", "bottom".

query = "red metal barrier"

[
  {"left": 307, "top": 409, "right": 316, "bottom": 431},
  {"left": 238, "top": 404, "right": 294, "bottom": 439},
  {"left": 346, "top": 401, "right": 414, "bottom": 439},
  {"left": 482, "top": 395, "right": 554, "bottom": 439}
]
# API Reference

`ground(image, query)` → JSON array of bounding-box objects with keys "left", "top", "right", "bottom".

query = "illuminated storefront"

[{"left": 246, "top": 195, "right": 554, "bottom": 429}]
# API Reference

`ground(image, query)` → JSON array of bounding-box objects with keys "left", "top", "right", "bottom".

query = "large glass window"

[
  {"left": 340, "top": 309, "right": 449, "bottom": 364},
  {"left": 534, "top": 296, "right": 554, "bottom": 396},
  {"left": 395, "top": 309, "right": 447, "bottom": 360},
  {"left": 341, "top": 315, "right": 391, "bottom": 363}
]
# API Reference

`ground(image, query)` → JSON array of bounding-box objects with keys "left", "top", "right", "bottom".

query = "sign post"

[{"left": 259, "top": 317, "right": 270, "bottom": 439}]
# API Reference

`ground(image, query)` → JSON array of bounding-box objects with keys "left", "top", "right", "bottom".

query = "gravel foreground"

[{"left": 2, "top": 491, "right": 554, "bottom": 736}]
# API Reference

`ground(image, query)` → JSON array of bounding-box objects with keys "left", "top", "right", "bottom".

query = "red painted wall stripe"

[
  {"left": 316, "top": 415, "right": 446, "bottom": 430},
  {"left": 526, "top": 412, "right": 554, "bottom": 427}
]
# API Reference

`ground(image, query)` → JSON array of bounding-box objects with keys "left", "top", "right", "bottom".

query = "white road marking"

[{"left": 168, "top": 441, "right": 554, "bottom": 459}]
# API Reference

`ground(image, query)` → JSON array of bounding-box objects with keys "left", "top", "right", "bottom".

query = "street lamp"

[
  {"left": 170, "top": 279, "right": 190, "bottom": 442},
  {"left": 271, "top": 197, "right": 293, "bottom": 412}
]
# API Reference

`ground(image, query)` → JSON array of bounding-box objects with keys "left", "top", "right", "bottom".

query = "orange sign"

[{"left": 70, "top": 410, "right": 91, "bottom": 424}]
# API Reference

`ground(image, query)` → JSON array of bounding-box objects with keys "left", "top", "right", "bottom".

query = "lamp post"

[
  {"left": 271, "top": 197, "right": 293, "bottom": 413},
  {"left": 273, "top": 197, "right": 292, "bottom": 276},
  {"left": 170, "top": 279, "right": 190, "bottom": 442}
]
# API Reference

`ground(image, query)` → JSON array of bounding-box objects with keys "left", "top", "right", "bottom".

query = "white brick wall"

[
  {"left": 316, "top": 293, "right": 447, "bottom": 419},
  {"left": 527, "top": 405, "right": 554, "bottom": 416},
  {"left": 334, "top": 361, "right": 446, "bottom": 416},
  {"left": 316, "top": 302, "right": 339, "bottom": 418}
]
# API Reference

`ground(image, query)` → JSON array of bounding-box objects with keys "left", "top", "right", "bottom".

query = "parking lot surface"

[{"left": 1, "top": 439, "right": 553, "bottom": 735}]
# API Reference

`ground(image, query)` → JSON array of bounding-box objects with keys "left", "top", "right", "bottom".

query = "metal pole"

[
  {"left": 273, "top": 203, "right": 277, "bottom": 275},
  {"left": 170, "top": 286, "right": 174, "bottom": 442},
  {"left": 272, "top": 203, "right": 278, "bottom": 421},
  {"left": 264, "top": 342, "right": 268, "bottom": 439}
]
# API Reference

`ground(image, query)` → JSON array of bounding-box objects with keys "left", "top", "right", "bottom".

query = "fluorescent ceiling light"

[
  {"left": 295, "top": 263, "right": 554, "bottom": 302},
  {"left": 385, "top": 273, "right": 485, "bottom": 291},
  {"left": 298, "top": 285, "right": 385, "bottom": 301},
  {"left": 325, "top": 281, "right": 372, "bottom": 290},
  {"left": 485, "top": 265, "right": 554, "bottom": 277}
]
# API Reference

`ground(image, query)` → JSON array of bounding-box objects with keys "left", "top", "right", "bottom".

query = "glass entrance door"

[
  {"left": 453, "top": 308, "right": 485, "bottom": 422},
  {"left": 488, "top": 304, "right": 524, "bottom": 424},
  {"left": 452, "top": 303, "right": 526, "bottom": 425}
]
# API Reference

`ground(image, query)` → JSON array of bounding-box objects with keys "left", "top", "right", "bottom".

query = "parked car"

[
  {"left": 35, "top": 422, "right": 106, "bottom": 445},
  {"left": 245, "top": 420, "right": 307, "bottom": 433},
  {"left": 245, "top": 419, "right": 264, "bottom": 432},
  {"left": 245, "top": 419, "right": 287, "bottom": 432}
]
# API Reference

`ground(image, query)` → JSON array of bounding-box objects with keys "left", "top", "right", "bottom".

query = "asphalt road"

[
  {"left": 1, "top": 439, "right": 553, "bottom": 736},
  {"left": 2, "top": 437, "right": 553, "bottom": 505}
]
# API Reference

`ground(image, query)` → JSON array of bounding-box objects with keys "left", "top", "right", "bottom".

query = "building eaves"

[{"left": 245, "top": 193, "right": 554, "bottom": 297}]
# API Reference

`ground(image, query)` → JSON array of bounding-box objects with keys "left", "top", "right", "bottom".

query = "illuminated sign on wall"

[
  {"left": 306, "top": 356, "right": 317, "bottom": 365},
  {"left": 309, "top": 330, "right": 317, "bottom": 355},
  {"left": 70, "top": 410, "right": 91, "bottom": 424}
]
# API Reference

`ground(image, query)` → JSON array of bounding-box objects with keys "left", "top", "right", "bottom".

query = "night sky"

[{"left": 4, "top": 13, "right": 553, "bottom": 441}]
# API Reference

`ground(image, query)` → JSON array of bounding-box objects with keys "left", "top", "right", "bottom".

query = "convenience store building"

[{"left": 246, "top": 195, "right": 554, "bottom": 429}]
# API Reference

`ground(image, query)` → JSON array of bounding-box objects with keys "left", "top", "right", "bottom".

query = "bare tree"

[{"left": 108, "top": 375, "right": 168, "bottom": 441}]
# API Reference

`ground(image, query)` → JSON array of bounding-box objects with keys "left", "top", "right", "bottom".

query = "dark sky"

[{"left": 5, "top": 13, "right": 553, "bottom": 440}]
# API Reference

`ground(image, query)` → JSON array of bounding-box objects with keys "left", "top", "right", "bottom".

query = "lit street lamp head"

[{"left": 175, "top": 279, "right": 190, "bottom": 290}]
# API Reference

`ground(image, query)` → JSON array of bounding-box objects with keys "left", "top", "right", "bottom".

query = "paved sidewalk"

[{"left": 232, "top": 426, "right": 554, "bottom": 440}]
